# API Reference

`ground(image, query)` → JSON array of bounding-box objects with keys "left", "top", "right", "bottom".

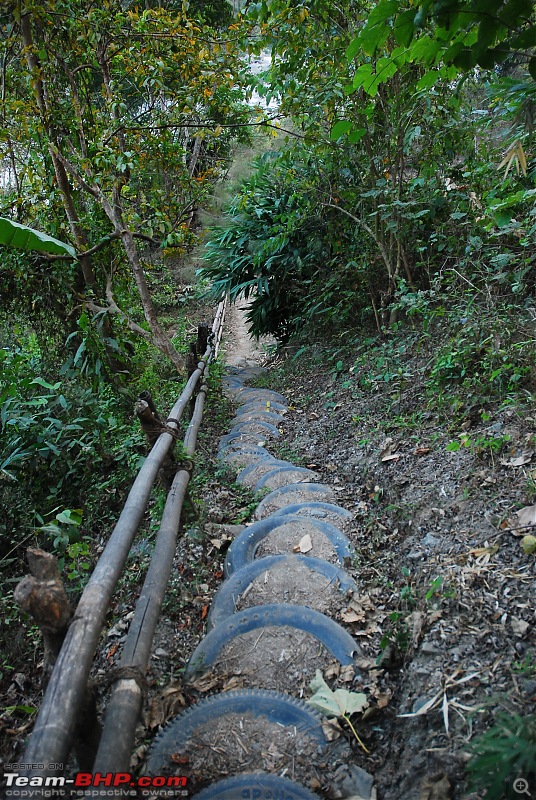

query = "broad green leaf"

[
  {"left": 501, "top": 0, "right": 534, "bottom": 23},
  {"left": 409, "top": 35, "right": 442, "bottom": 65},
  {"left": 359, "top": 23, "right": 391, "bottom": 57},
  {"left": 30, "top": 377, "right": 61, "bottom": 391},
  {"left": 452, "top": 47, "right": 478, "bottom": 70},
  {"left": 348, "top": 128, "right": 366, "bottom": 144},
  {"left": 353, "top": 63, "right": 374, "bottom": 90},
  {"left": 363, "top": 57, "right": 399, "bottom": 96},
  {"left": 416, "top": 70, "right": 440, "bottom": 90},
  {"left": 346, "top": 36, "right": 361, "bottom": 62},
  {"left": 414, "top": 0, "right": 432, "bottom": 28},
  {"left": 330, "top": 120, "right": 352, "bottom": 140},
  {"left": 0, "top": 217, "right": 76, "bottom": 257},
  {"left": 510, "top": 28, "right": 536, "bottom": 49},
  {"left": 353, "top": 0, "right": 399, "bottom": 56},
  {"left": 393, "top": 8, "right": 416, "bottom": 46},
  {"left": 366, "top": 0, "right": 399, "bottom": 27}
]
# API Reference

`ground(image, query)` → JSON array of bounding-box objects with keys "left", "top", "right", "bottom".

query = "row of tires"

[{"left": 145, "top": 367, "right": 362, "bottom": 799}]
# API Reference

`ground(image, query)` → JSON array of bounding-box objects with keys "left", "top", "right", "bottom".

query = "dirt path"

[{"left": 222, "top": 301, "right": 274, "bottom": 367}]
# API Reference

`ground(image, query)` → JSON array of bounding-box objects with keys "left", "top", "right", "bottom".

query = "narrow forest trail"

[
  {"left": 144, "top": 320, "right": 372, "bottom": 800},
  {"left": 223, "top": 301, "right": 274, "bottom": 367},
  {"left": 142, "top": 289, "right": 536, "bottom": 800}
]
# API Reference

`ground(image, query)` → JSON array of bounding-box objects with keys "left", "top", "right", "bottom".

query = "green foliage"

[
  {"left": 0, "top": 339, "right": 145, "bottom": 560},
  {"left": 512, "top": 653, "right": 536, "bottom": 677},
  {"left": 199, "top": 149, "right": 328, "bottom": 340},
  {"left": 346, "top": 0, "right": 536, "bottom": 81},
  {"left": 466, "top": 713, "right": 536, "bottom": 799}
]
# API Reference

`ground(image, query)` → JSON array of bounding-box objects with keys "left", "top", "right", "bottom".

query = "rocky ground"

[{"left": 240, "top": 334, "right": 536, "bottom": 799}]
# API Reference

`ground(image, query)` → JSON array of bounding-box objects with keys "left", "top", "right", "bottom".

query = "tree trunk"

[{"left": 121, "top": 229, "right": 185, "bottom": 372}]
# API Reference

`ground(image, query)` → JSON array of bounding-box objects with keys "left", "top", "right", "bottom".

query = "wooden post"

[
  {"left": 135, "top": 395, "right": 177, "bottom": 489},
  {"left": 135, "top": 397, "right": 163, "bottom": 447},
  {"left": 138, "top": 389, "right": 161, "bottom": 421},
  {"left": 197, "top": 322, "right": 210, "bottom": 356},
  {"left": 186, "top": 341, "right": 198, "bottom": 379},
  {"left": 14, "top": 548, "right": 102, "bottom": 770},
  {"left": 14, "top": 548, "right": 73, "bottom": 687}
]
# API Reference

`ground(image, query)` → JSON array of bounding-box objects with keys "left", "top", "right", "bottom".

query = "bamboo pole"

[{"left": 12, "top": 302, "right": 225, "bottom": 792}]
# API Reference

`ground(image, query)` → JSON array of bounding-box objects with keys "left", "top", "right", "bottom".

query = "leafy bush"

[
  {"left": 0, "top": 341, "right": 145, "bottom": 561},
  {"left": 199, "top": 150, "right": 329, "bottom": 340},
  {"left": 466, "top": 713, "right": 536, "bottom": 799}
]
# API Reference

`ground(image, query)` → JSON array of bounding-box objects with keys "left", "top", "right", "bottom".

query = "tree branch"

[
  {"left": 84, "top": 277, "right": 153, "bottom": 342},
  {"left": 321, "top": 202, "right": 394, "bottom": 280}
]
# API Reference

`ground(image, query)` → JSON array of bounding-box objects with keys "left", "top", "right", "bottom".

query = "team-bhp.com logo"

[{"left": 3, "top": 771, "right": 188, "bottom": 797}]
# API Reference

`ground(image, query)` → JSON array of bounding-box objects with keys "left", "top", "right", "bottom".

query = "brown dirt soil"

[
  {"left": 188, "top": 625, "right": 341, "bottom": 693},
  {"left": 257, "top": 341, "right": 536, "bottom": 799},
  {"left": 232, "top": 557, "right": 355, "bottom": 618},
  {"left": 153, "top": 711, "right": 350, "bottom": 796},
  {"left": 255, "top": 522, "right": 341, "bottom": 563}
]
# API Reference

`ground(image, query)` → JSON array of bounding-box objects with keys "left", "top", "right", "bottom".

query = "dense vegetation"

[
  {"left": 202, "top": 0, "right": 535, "bottom": 346},
  {"left": 0, "top": 0, "right": 252, "bottom": 679}
]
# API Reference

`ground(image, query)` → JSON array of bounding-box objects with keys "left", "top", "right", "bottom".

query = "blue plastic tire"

[
  {"left": 236, "top": 458, "right": 295, "bottom": 488},
  {"left": 207, "top": 554, "right": 357, "bottom": 629},
  {"left": 224, "top": 514, "right": 354, "bottom": 576},
  {"left": 233, "top": 389, "right": 288, "bottom": 405},
  {"left": 146, "top": 689, "right": 327, "bottom": 775},
  {"left": 271, "top": 502, "right": 353, "bottom": 524},
  {"left": 231, "top": 411, "right": 286, "bottom": 427},
  {"left": 254, "top": 466, "right": 319, "bottom": 492},
  {"left": 236, "top": 400, "right": 288, "bottom": 415},
  {"left": 229, "top": 420, "right": 281, "bottom": 438},
  {"left": 254, "top": 483, "right": 337, "bottom": 519},
  {"left": 192, "top": 772, "right": 321, "bottom": 799},
  {"left": 186, "top": 603, "right": 359, "bottom": 679}
]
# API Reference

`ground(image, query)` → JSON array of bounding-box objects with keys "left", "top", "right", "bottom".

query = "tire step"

[
  {"left": 207, "top": 554, "right": 357, "bottom": 629},
  {"left": 185, "top": 603, "right": 360, "bottom": 690},
  {"left": 224, "top": 514, "right": 354, "bottom": 575}
]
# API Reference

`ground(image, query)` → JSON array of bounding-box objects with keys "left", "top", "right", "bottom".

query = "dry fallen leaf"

[
  {"left": 380, "top": 449, "right": 402, "bottom": 462},
  {"left": 145, "top": 683, "right": 186, "bottom": 729},
  {"left": 321, "top": 718, "right": 343, "bottom": 741},
  {"left": 500, "top": 451, "right": 533, "bottom": 467},
  {"left": 222, "top": 675, "right": 244, "bottom": 692},
  {"left": 398, "top": 691, "right": 442, "bottom": 718},
  {"left": 414, "top": 447, "right": 431, "bottom": 456},
  {"left": 324, "top": 663, "right": 340, "bottom": 680},
  {"left": 355, "top": 657, "right": 376, "bottom": 671},
  {"left": 294, "top": 533, "right": 312, "bottom": 553},
  {"left": 189, "top": 672, "right": 222, "bottom": 693},
  {"left": 376, "top": 691, "right": 392, "bottom": 709},
  {"left": 339, "top": 665, "right": 355, "bottom": 683},
  {"left": 511, "top": 617, "right": 530, "bottom": 637},
  {"left": 341, "top": 608, "right": 365, "bottom": 624},
  {"left": 508, "top": 503, "right": 536, "bottom": 533},
  {"left": 419, "top": 772, "right": 452, "bottom": 800},
  {"left": 407, "top": 610, "right": 425, "bottom": 647},
  {"left": 442, "top": 692, "right": 449, "bottom": 736},
  {"left": 469, "top": 544, "right": 500, "bottom": 557}
]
